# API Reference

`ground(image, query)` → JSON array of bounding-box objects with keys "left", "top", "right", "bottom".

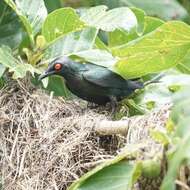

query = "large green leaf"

[
  {"left": 143, "top": 16, "right": 164, "bottom": 34},
  {"left": 69, "top": 151, "right": 141, "bottom": 190},
  {"left": 124, "top": 0, "right": 188, "bottom": 21},
  {"left": 42, "top": 8, "right": 85, "bottom": 42},
  {"left": 42, "top": 6, "right": 140, "bottom": 68},
  {"left": 80, "top": 5, "right": 137, "bottom": 32},
  {"left": 108, "top": 29, "right": 135, "bottom": 47},
  {"left": 73, "top": 161, "right": 140, "bottom": 190},
  {"left": 107, "top": 8, "right": 143, "bottom": 47},
  {"left": 0, "top": 1, "right": 23, "bottom": 49},
  {"left": 43, "top": 28, "right": 116, "bottom": 68},
  {"left": 0, "top": 45, "right": 40, "bottom": 79},
  {"left": 177, "top": 50, "right": 190, "bottom": 74},
  {"left": 112, "top": 21, "right": 190, "bottom": 79},
  {"left": 43, "top": 27, "right": 98, "bottom": 60},
  {"left": 4, "top": 0, "right": 47, "bottom": 44},
  {"left": 95, "top": 36, "right": 110, "bottom": 51},
  {"left": 44, "top": 0, "right": 63, "bottom": 13},
  {"left": 94, "top": 0, "right": 188, "bottom": 21},
  {"left": 134, "top": 71, "right": 190, "bottom": 111},
  {"left": 108, "top": 15, "right": 164, "bottom": 47},
  {"left": 74, "top": 49, "right": 116, "bottom": 67},
  {"left": 130, "top": 7, "right": 146, "bottom": 35}
]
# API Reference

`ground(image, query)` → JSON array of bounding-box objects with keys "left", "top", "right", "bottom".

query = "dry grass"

[
  {"left": 0, "top": 80, "right": 121, "bottom": 190},
  {"left": 0, "top": 79, "right": 170, "bottom": 190}
]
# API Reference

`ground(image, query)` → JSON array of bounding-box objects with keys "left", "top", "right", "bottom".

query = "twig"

[
  {"left": 178, "top": 166, "right": 189, "bottom": 190},
  {"left": 94, "top": 119, "right": 131, "bottom": 135},
  {"left": 175, "top": 180, "right": 190, "bottom": 190}
]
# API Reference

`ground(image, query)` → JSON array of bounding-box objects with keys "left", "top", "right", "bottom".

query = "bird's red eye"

[{"left": 54, "top": 63, "right": 62, "bottom": 70}]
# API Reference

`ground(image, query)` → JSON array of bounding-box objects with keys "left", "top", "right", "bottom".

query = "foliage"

[
  {"left": 1, "top": 0, "right": 190, "bottom": 88},
  {"left": 161, "top": 87, "right": 190, "bottom": 190},
  {"left": 1, "top": 0, "right": 190, "bottom": 189},
  {"left": 0, "top": 45, "right": 40, "bottom": 79},
  {"left": 0, "top": 1, "right": 23, "bottom": 49},
  {"left": 112, "top": 21, "right": 190, "bottom": 79},
  {"left": 92, "top": 0, "right": 189, "bottom": 21},
  {"left": 68, "top": 150, "right": 142, "bottom": 190},
  {"left": 3, "top": 0, "right": 47, "bottom": 45}
]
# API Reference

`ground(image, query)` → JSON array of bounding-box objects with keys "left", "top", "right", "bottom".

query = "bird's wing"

[{"left": 82, "top": 67, "right": 134, "bottom": 89}]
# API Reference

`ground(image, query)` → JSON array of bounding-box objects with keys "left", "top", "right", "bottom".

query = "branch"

[{"left": 92, "top": 104, "right": 170, "bottom": 136}]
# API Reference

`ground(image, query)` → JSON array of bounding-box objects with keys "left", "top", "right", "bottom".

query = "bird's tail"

[{"left": 144, "top": 74, "right": 163, "bottom": 86}]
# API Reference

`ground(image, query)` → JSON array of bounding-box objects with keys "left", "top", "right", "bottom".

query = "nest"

[{"left": 0, "top": 79, "right": 170, "bottom": 190}]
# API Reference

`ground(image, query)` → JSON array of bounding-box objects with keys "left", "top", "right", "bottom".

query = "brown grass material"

[
  {"left": 0, "top": 80, "right": 122, "bottom": 190},
  {"left": 0, "top": 80, "right": 170, "bottom": 190}
]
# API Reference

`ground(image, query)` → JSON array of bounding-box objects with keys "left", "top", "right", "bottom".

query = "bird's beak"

[
  {"left": 39, "top": 69, "right": 57, "bottom": 81},
  {"left": 38, "top": 71, "right": 49, "bottom": 81},
  {"left": 39, "top": 70, "right": 57, "bottom": 81}
]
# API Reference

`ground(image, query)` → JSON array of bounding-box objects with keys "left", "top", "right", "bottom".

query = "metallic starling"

[{"left": 39, "top": 57, "right": 143, "bottom": 111}]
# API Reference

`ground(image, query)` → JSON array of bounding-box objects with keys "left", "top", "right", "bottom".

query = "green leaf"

[
  {"left": 0, "top": 45, "right": 20, "bottom": 67},
  {"left": 0, "top": 45, "right": 40, "bottom": 79},
  {"left": 134, "top": 82, "right": 172, "bottom": 111},
  {"left": 143, "top": 16, "right": 164, "bottom": 34},
  {"left": 92, "top": 0, "right": 124, "bottom": 9},
  {"left": 161, "top": 87, "right": 190, "bottom": 190},
  {"left": 112, "top": 21, "right": 190, "bottom": 79},
  {"left": 150, "top": 129, "right": 170, "bottom": 145},
  {"left": 102, "top": 0, "right": 188, "bottom": 21},
  {"left": 0, "top": 1, "right": 23, "bottom": 49},
  {"left": 108, "top": 14, "right": 164, "bottom": 48},
  {"left": 44, "top": 0, "right": 63, "bottom": 13},
  {"left": 95, "top": 37, "right": 110, "bottom": 51},
  {"left": 0, "top": 64, "right": 6, "bottom": 78},
  {"left": 108, "top": 29, "right": 134, "bottom": 47},
  {"left": 42, "top": 8, "right": 85, "bottom": 42},
  {"left": 68, "top": 151, "right": 142, "bottom": 190},
  {"left": 177, "top": 50, "right": 190, "bottom": 74},
  {"left": 43, "top": 27, "right": 116, "bottom": 68},
  {"left": 74, "top": 161, "right": 140, "bottom": 190},
  {"left": 11, "top": 64, "right": 39, "bottom": 79},
  {"left": 73, "top": 49, "right": 116, "bottom": 68},
  {"left": 130, "top": 7, "right": 146, "bottom": 35},
  {"left": 46, "top": 75, "right": 71, "bottom": 97},
  {"left": 130, "top": 0, "right": 188, "bottom": 21},
  {"left": 44, "top": 27, "right": 98, "bottom": 60},
  {"left": 124, "top": 98, "right": 145, "bottom": 115},
  {"left": 134, "top": 71, "right": 190, "bottom": 111},
  {"left": 4, "top": 0, "right": 47, "bottom": 44},
  {"left": 161, "top": 133, "right": 190, "bottom": 190},
  {"left": 80, "top": 6, "right": 137, "bottom": 32}
]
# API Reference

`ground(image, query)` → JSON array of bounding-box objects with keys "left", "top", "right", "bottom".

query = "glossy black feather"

[{"left": 39, "top": 57, "right": 143, "bottom": 105}]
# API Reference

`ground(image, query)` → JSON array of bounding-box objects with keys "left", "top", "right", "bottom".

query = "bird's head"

[{"left": 39, "top": 57, "right": 71, "bottom": 80}]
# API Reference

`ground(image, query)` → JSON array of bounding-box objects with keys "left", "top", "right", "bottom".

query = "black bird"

[{"left": 39, "top": 57, "right": 143, "bottom": 111}]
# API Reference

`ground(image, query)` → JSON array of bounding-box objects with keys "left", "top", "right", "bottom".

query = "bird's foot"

[
  {"left": 87, "top": 102, "right": 99, "bottom": 109},
  {"left": 109, "top": 96, "right": 118, "bottom": 116}
]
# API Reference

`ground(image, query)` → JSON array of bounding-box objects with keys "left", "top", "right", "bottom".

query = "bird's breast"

[{"left": 65, "top": 74, "right": 110, "bottom": 104}]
